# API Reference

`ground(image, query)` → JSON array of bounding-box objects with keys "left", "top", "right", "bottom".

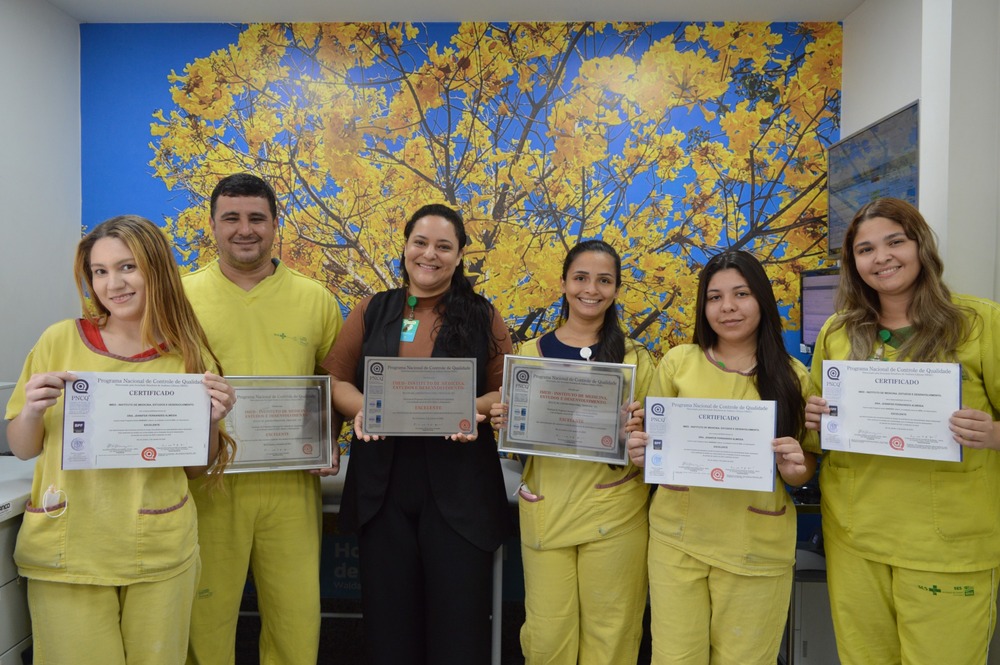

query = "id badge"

[{"left": 400, "top": 318, "right": 419, "bottom": 342}]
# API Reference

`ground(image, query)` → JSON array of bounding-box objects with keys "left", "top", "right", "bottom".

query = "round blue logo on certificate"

[
  {"left": 650, "top": 454, "right": 662, "bottom": 466},
  {"left": 70, "top": 438, "right": 85, "bottom": 451},
  {"left": 826, "top": 421, "right": 839, "bottom": 433},
  {"left": 650, "top": 403, "right": 665, "bottom": 417}
]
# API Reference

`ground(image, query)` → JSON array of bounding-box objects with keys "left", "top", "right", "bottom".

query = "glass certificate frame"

[
  {"left": 224, "top": 376, "right": 333, "bottom": 473},
  {"left": 362, "top": 357, "right": 478, "bottom": 436},
  {"left": 820, "top": 360, "right": 963, "bottom": 462},
  {"left": 498, "top": 355, "right": 635, "bottom": 464}
]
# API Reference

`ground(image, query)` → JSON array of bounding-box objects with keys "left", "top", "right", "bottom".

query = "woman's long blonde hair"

[
  {"left": 74, "top": 215, "right": 236, "bottom": 477},
  {"left": 827, "top": 198, "right": 975, "bottom": 361}
]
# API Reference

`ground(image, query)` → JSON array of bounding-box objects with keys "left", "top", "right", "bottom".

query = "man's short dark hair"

[{"left": 210, "top": 173, "right": 278, "bottom": 219}]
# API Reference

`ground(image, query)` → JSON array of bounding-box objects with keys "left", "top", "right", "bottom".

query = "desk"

[
  {"left": 319, "top": 456, "right": 523, "bottom": 665},
  {"left": 0, "top": 456, "right": 34, "bottom": 664}
]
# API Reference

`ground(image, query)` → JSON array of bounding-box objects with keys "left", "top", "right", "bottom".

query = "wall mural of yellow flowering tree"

[{"left": 149, "top": 21, "right": 841, "bottom": 356}]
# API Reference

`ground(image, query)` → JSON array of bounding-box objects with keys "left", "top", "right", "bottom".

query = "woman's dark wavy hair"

[
  {"left": 399, "top": 204, "right": 503, "bottom": 358},
  {"left": 559, "top": 239, "right": 626, "bottom": 363},
  {"left": 694, "top": 250, "right": 805, "bottom": 440}
]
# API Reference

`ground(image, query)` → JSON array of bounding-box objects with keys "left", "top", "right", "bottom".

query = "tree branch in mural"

[{"left": 150, "top": 21, "right": 841, "bottom": 355}]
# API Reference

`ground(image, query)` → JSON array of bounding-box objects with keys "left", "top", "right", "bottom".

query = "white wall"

[
  {"left": 841, "top": 0, "right": 922, "bottom": 137},
  {"left": 0, "top": 0, "right": 81, "bottom": 382},
  {"left": 843, "top": 0, "right": 1000, "bottom": 300},
  {"left": 942, "top": 0, "right": 1000, "bottom": 298}
]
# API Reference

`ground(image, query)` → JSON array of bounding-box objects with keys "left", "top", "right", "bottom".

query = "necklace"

[{"left": 707, "top": 348, "right": 756, "bottom": 376}]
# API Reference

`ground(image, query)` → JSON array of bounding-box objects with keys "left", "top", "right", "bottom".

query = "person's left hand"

[
  {"left": 773, "top": 437, "right": 809, "bottom": 480},
  {"left": 447, "top": 413, "right": 487, "bottom": 442},
  {"left": 950, "top": 408, "right": 1000, "bottom": 450},
  {"left": 489, "top": 401, "right": 509, "bottom": 432},
  {"left": 204, "top": 372, "right": 237, "bottom": 423}
]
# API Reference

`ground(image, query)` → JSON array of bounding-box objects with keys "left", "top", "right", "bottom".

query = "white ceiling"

[{"left": 45, "top": 0, "right": 865, "bottom": 23}]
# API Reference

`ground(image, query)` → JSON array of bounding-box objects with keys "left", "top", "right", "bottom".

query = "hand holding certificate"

[
  {"left": 643, "top": 397, "right": 777, "bottom": 492},
  {"left": 820, "top": 360, "right": 962, "bottom": 461},
  {"left": 497, "top": 355, "right": 635, "bottom": 464},
  {"left": 62, "top": 372, "right": 211, "bottom": 470}
]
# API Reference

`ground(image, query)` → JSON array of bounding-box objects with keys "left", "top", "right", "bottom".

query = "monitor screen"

[
  {"left": 800, "top": 268, "right": 840, "bottom": 348},
  {"left": 827, "top": 102, "right": 919, "bottom": 257}
]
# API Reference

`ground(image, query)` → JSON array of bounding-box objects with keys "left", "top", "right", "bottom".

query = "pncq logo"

[
  {"left": 515, "top": 369, "right": 530, "bottom": 384},
  {"left": 370, "top": 362, "right": 384, "bottom": 376},
  {"left": 141, "top": 447, "right": 157, "bottom": 461},
  {"left": 889, "top": 436, "right": 905, "bottom": 451},
  {"left": 710, "top": 468, "right": 725, "bottom": 482},
  {"left": 650, "top": 403, "right": 665, "bottom": 417},
  {"left": 826, "top": 366, "right": 840, "bottom": 381},
  {"left": 72, "top": 379, "right": 90, "bottom": 394}
]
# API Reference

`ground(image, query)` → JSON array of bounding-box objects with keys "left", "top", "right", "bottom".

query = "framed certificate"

[
  {"left": 498, "top": 355, "right": 635, "bottom": 464},
  {"left": 224, "top": 376, "right": 334, "bottom": 473},
  {"left": 643, "top": 397, "right": 777, "bottom": 492},
  {"left": 61, "top": 372, "right": 211, "bottom": 470},
  {"left": 820, "top": 360, "right": 962, "bottom": 461},
  {"left": 362, "top": 357, "right": 477, "bottom": 436}
]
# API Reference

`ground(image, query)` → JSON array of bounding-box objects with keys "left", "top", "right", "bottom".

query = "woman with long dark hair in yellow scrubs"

[{"left": 629, "top": 250, "right": 816, "bottom": 665}]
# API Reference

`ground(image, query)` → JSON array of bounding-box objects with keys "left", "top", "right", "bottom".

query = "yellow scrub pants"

[
  {"left": 28, "top": 559, "right": 199, "bottom": 665},
  {"left": 186, "top": 471, "right": 322, "bottom": 665},
  {"left": 825, "top": 537, "right": 998, "bottom": 665},
  {"left": 648, "top": 537, "right": 792, "bottom": 665},
  {"left": 519, "top": 521, "right": 648, "bottom": 665}
]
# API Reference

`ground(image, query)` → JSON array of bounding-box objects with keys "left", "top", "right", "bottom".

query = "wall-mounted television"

[
  {"left": 827, "top": 101, "right": 919, "bottom": 257},
  {"left": 800, "top": 267, "right": 840, "bottom": 351}
]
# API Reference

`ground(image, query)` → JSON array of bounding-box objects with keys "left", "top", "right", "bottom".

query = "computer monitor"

[{"left": 800, "top": 268, "right": 840, "bottom": 350}]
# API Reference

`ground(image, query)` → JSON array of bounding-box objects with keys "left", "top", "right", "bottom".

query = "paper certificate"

[
  {"left": 643, "top": 397, "right": 777, "bottom": 492},
  {"left": 61, "top": 372, "right": 210, "bottom": 470},
  {"left": 362, "top": 357, "right": 477, "bottom": 436},
  {"left": 820, "top": 360, "right": 962, "bottom": 461},
  {"left": 224, "top": 376, "right": 333, "bottom": 473},
  {"left": 498, "top": 355, "right": 634, "bottom": 464}
]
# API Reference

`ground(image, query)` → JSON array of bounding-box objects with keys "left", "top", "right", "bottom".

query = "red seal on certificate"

[
  {"left": 141, "top": 447, "right": 157, "bottom": 461},
  {"left": 601, "top": 435, "right": 613, "bottom": 448},
  {"left": 710, "top": 468, "right": 725, "bottom": 482},
  {"left": 302, "top": 444, "right": 314, "bottom": 455},
  {"left": 889, "top": 436, "right": 905, "bottom": 451},
  {"left": 459, "top": 419, "right": 472, "bottom": 432}
]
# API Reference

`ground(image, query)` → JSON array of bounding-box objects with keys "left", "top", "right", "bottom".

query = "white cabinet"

[{"left": 0, "top": 457, "right": 34, "bottom": 664}]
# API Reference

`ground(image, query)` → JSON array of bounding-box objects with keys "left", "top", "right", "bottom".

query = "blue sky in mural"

[{"left": 81, "top": 24, "right": 242, "bottom": 227}]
